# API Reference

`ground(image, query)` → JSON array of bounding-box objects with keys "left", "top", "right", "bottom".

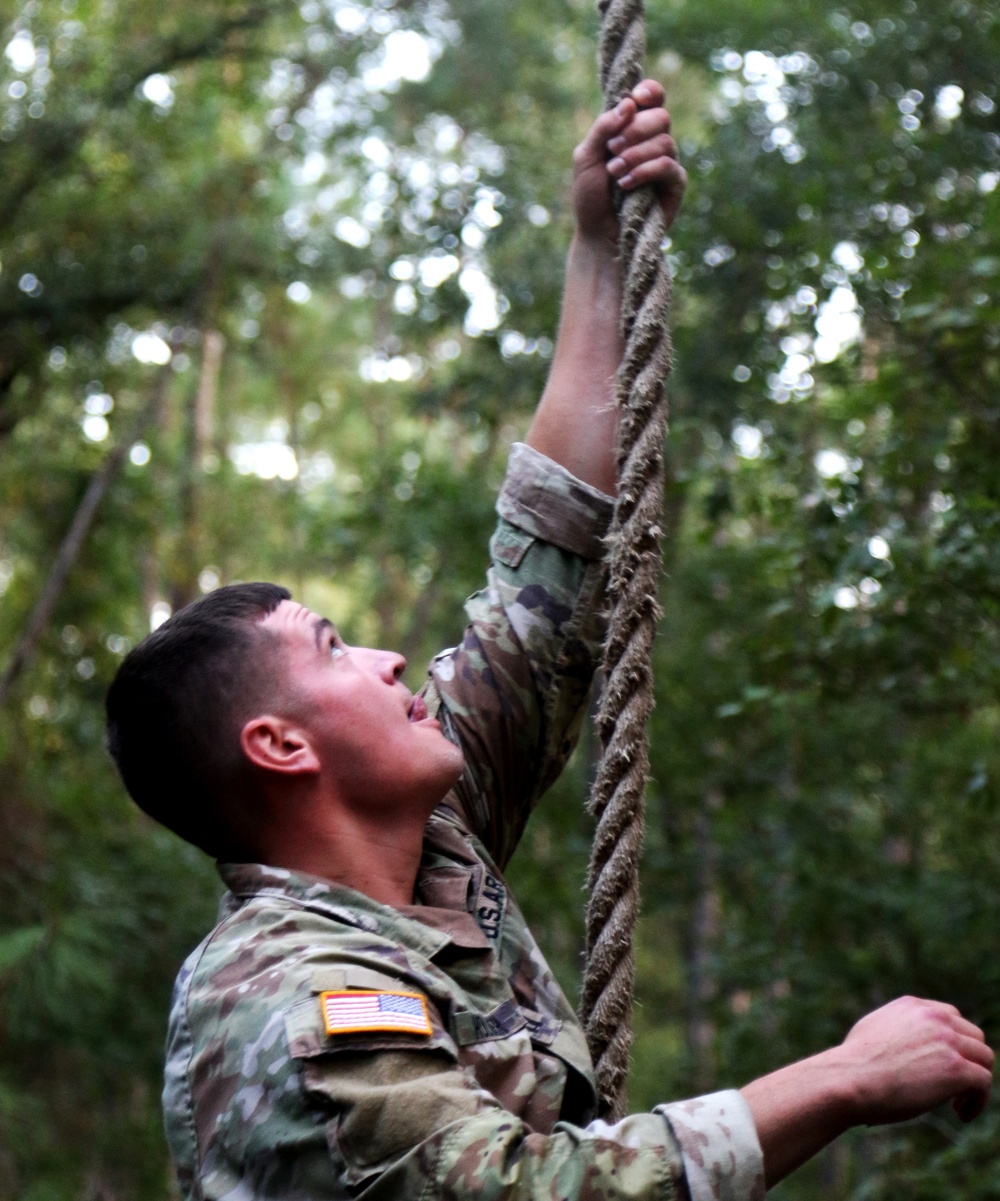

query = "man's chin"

[
  {"left": 409, "top": 730, "right": 465, "bottom": 806},
  {"left": 437, "top": 740, "right": 466, "bottom": 791},
  {"left": 446, "top": 742, "right": 466, "bottom": 780}
]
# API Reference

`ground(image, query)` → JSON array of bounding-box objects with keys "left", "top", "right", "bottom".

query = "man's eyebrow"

[{"left": 313, "top": 617, "right": 335, "bottom": 652}]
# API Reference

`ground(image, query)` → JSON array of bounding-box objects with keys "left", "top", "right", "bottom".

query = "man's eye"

[{"left": 329, "top": 642, "right": 346, "bottom": 660}]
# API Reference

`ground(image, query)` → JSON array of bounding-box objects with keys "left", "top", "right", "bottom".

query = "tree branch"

[{"left": 0, "top": 2, "right": 296, "bottom": 229}]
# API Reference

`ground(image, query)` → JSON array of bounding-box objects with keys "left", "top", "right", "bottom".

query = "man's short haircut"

[{"left": 106, "top": 582, "right": 291, "bottom": 858}]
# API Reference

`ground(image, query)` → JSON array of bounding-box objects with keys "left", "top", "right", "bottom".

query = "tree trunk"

[
  {"left": 173, "top": 330, "right": 225, "bottom": 610},
  {"left": 0, "top": 368, "right": 172, "bottom": 708}
]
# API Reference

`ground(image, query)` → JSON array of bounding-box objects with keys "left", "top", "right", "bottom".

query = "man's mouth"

[{"left": 408, "top": 695, "right": 429, "bottom": 723}]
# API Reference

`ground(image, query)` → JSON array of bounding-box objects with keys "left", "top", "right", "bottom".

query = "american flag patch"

[{"left": 319, "top": 990, "right": 432, "bottom": 1037}]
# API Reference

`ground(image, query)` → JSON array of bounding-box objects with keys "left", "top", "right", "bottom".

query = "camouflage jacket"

[{"left": 164, "top": 443, "right": 765, "bottom": 1201}]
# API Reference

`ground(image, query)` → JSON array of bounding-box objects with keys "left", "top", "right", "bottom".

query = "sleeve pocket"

[
  {"left": 284, "top": 981, "right": 488, "bottom": 1192},
  {"left": 306, "top": 1049, "right": 491, "bottom": 1184},
  {"left": 489, "top": 522, "right": 535, "bottom": 569}
]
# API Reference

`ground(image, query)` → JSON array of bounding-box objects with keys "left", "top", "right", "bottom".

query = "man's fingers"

[
  {"left": 953, "top": 1083, "right": 990, "bottom": 1123},
  {"left": 573, "top": 97, "right": 637, "bottom": 169},
  {"left": 950, "top": 1014, "right": 989, "bottom": 1044},
  {"left": 955, "top": 1032, "right": 996, "bottom": 1071},
  {"left": 607, "top": 107, "right": 674, "bottom": 154},
  {"left": 608, "top": 134, "right": 678, "bottom": 178},
  {"left": 951, "top": 1063, "right": 992, "bottom": 1118},
  {"left": 614, "top": 156, "right": 687, "bottom": 197},
  {"left": 632, "top": 79, "right": 665, "bottom": 109}
]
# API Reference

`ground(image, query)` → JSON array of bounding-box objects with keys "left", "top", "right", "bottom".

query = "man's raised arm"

[{"left": 526, "top": 79, "right": 686, "bottom": 496}]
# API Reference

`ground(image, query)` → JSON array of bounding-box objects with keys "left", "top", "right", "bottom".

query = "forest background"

[{"left": 2, "top": 0, "right": 999, "bottom": 1197}]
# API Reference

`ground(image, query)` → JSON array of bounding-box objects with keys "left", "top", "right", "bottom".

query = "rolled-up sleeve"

[
  {"left": 658, "top": 1091, "right": 766, "bottom": 1201},
  {"left": 496, "top": 442, "right": 615, "bottom": 559}
]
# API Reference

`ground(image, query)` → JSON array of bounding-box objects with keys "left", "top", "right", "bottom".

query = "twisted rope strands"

[{"left": 582, "top": 0, "right": 674, "bottom": 1122}]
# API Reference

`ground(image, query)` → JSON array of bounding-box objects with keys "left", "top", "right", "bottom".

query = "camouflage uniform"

[{"left": 164, "top": 444, "right": 765, "bottom": 1201}]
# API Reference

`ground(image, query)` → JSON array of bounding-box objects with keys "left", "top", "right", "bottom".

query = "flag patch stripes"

[{"left": 320, "top": 989, "right": 432, "bottom": 1037}]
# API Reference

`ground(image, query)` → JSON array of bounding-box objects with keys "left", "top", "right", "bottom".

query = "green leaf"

[{"left": 0, "top": 926, "right": 46, "bottom": 975}]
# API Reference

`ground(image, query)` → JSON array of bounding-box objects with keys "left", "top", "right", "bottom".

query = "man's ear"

[{"left": 240, "top": 716, "right": 321, "bottom": 776}]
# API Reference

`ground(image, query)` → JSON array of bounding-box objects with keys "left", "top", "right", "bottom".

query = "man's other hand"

[
  {"left": 837, "top": 995, "right": 994, "bottom": 1124},
  {"left": 572, "top": 79, "right": 687, "bottom": 247},
  {"left": 740, "top": 994, "right": 994, "bottom": 1187}
]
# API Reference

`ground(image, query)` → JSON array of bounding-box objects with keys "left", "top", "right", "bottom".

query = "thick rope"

[{"left": 581, "top": 0, "right": 673, "bottom": 1122}]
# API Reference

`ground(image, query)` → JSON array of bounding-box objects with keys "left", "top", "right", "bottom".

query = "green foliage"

[{"left": 2, "top": 0, "right": 1000, "bottom": 1197}]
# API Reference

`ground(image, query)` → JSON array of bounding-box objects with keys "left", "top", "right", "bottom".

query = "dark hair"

[{"left": 106, "top": 582, "right": 291, "bottom": 857}]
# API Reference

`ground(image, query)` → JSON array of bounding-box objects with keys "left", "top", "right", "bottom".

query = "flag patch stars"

[{"left": 320, "top": 989, "right": 432, "bottom": 1037}]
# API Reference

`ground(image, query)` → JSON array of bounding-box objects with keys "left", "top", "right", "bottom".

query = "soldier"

[{"left": 106, "top": 82, "right": 993, "bottom": 1200}]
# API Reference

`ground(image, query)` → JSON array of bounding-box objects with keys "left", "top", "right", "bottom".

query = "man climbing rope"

[{"left": 106, "top": 83, "right": 993, "bottom": 1201}]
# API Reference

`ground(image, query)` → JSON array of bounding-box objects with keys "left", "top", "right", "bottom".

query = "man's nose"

[{"left": 357, "top": 647, "right": 406, "bottom": 682}]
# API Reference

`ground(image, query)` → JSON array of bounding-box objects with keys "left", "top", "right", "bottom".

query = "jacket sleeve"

[
  {"left": 422, "top": 442, "right": 615, "bottom": 869},
  {"left": 289, "top": 1038, "right": 764, "bottom": 1201}
]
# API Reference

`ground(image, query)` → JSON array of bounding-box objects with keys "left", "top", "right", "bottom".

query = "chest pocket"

[
  {"left": 450, "top": 996, "right": 526, "bottom": 1046},
  {"left": 447, "top": 997, "right": 582, "bottom": 1133}
]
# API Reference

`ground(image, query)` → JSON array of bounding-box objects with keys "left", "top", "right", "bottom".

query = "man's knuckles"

[{"left": 614, "top": 134, "right": 677, "bottom": 169}]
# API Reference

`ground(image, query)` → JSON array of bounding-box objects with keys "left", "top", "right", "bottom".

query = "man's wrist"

[
  {"left": 738, "top": 1046, "right": 859, "bottom": 1186},
  {"left": 793, "top": 1045, "right": 867, "bottom": 1129},
  {"left": 568, "top": 227, "right": 620, "bottom": 269},
  {"left": 561, "top": 231, "right": 623, "bottom": 337}
]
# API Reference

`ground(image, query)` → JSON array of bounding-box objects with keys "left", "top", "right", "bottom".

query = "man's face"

[{"left": 259, "top": 600, "right": 464, "bottom": 815}]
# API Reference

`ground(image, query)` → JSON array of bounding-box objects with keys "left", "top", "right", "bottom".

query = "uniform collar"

[{"left": 216, "top": 805, "right": 494, "bottom": 961}]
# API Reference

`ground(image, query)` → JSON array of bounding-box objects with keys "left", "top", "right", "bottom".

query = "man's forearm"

[
  {"left": 525, "top": 83, "right": 683, "bottom": 496},
  {"left": 740, "top": 1049, "right": 854, "bottom": 1187},
  {"left": 525, "top": 234, "right": 622, "bottom": 496}
]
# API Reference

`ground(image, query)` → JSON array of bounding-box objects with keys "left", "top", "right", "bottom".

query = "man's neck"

[{"left": 256, "top": 805, "right": 432, "bottom": 909}]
